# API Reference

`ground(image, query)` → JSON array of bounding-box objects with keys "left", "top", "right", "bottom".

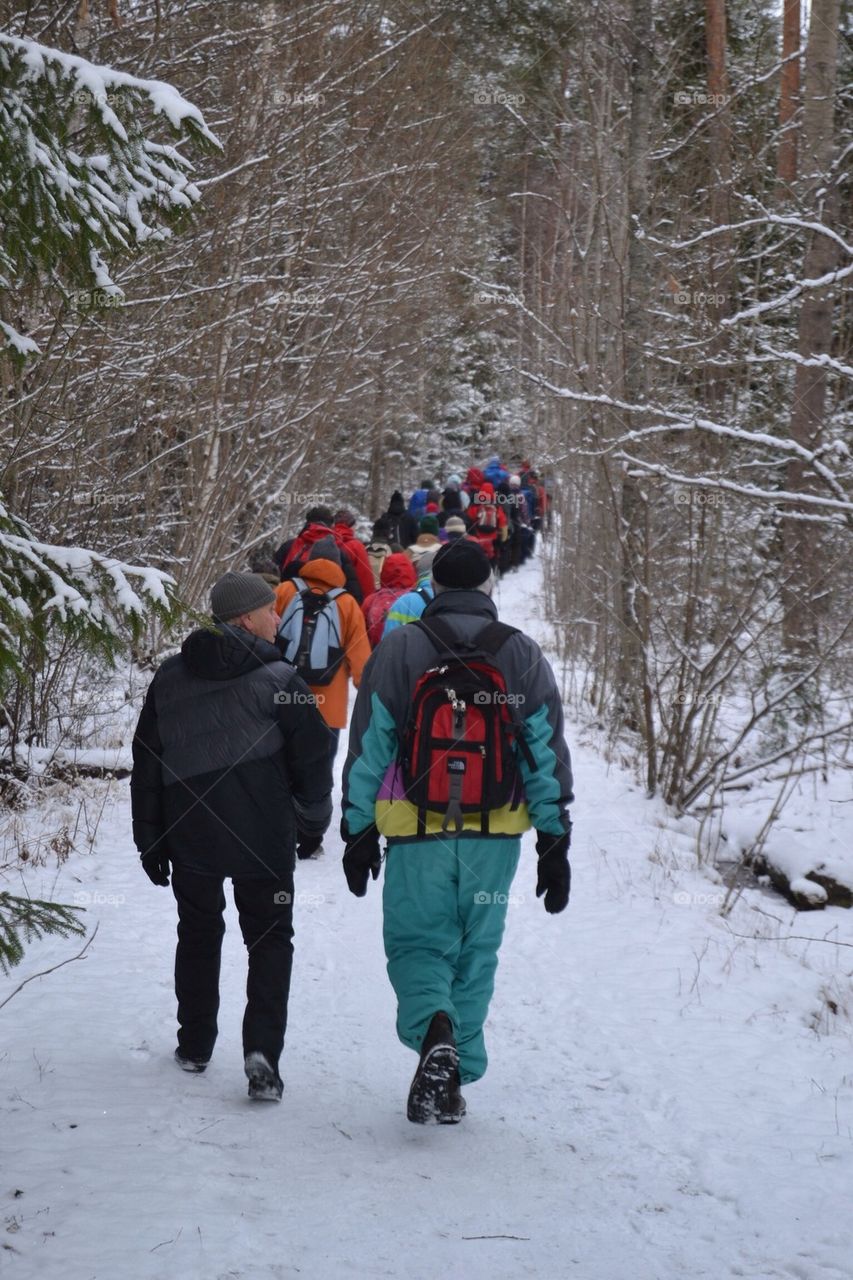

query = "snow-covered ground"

[{"left": 3, "top": 559, "right": 853, "bottom": 1280}]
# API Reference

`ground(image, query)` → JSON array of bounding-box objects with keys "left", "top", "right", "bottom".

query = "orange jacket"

[{"left": 274, "top": 558, "right": 371, "bottom": 729}]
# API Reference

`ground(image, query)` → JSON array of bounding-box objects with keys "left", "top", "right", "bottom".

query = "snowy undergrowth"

[{"left": 2, "top": 554, "right": 852, "bottom": 1280}]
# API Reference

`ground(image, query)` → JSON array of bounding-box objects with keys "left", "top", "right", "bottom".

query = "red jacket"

[
  {"left": 333, "top": 523, "right": 376, "bottom": 601},
  {"left": 465, "top": 481, "right": 506, "bottom": 559},
  {"left": 361, "top": 553, "right": 417, "bottom": 648}
]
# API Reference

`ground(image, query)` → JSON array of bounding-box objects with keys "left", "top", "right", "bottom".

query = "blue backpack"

[{"left": 277, "top": 580, "right": 346, "bottom": 685}]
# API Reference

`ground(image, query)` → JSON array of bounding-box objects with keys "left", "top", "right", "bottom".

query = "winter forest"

[{"left": 1, "top": 0, "right": 852, "bottom": 1277}]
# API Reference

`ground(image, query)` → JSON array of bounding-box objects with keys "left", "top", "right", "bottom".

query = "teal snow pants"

[{"left": 382, "top": 836, "right": 521, "bottom": 1084}]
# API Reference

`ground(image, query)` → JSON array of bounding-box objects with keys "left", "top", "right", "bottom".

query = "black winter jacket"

[{"left": 131, "top": 624, "right": 333, "bottom": 879}]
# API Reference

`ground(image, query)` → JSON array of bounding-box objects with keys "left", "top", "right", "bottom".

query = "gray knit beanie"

[
  {"left": 210, "top": 572, "right": 275, "bottom": 623},
  {"left": 308, "top": 536, "right": 342, "bottom": 565}
]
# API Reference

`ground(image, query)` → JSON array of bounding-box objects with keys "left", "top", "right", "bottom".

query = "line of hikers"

[{"left": 131, "top": 456, "right": 572, "bottom": 1121}]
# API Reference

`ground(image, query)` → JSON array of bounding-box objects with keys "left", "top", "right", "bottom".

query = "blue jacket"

[
  {"left": 483, "top": 457, "right": 508, "bottom": 487},
  {"left": 383, "top": 580, "right": 434, "bottom": 635},
  {"left": 408, "top": 488, "right": 429, "bottom": 518}
]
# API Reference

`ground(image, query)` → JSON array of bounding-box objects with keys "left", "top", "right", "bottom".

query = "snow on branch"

[
  {"left": 655, "top": 215, "right": 853, "bottom": 260},
  {"left": 0, "top": 497, "right": 177, "bottom": 685},
  {"left": 619, "top": 455, "right": 853, "bottom": 524},
  {"left": 0, "top": 32, "right": 221, "bottom": 356}
]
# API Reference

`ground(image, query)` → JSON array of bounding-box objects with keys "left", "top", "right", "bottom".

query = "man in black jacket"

[{"left": 131, "top": 571, "right": 332, "bottom": 1102}]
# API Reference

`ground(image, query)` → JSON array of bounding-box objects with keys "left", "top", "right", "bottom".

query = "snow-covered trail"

[{"left": 4, "top": 559, "right": 853, "bottom": 1280}]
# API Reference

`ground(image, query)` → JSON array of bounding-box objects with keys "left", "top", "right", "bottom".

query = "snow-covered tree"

[
  {"left": 0, "top": 31, "right": 219, "bottom": 355},
  {"left": 0, "top": 497, "right": 176, "bottom": 697}
]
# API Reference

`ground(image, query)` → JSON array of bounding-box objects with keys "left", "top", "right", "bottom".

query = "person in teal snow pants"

[
  {"left": 341, "top": 537, "right": 573, "bottom": 1125},
  {"left": 383, "top": 837, "right": 520, "bottom": 1085}
]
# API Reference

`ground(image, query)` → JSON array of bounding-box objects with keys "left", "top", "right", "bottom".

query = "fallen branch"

[{"left": 0, "top": 924, "right": 99, "bottom": 1011}]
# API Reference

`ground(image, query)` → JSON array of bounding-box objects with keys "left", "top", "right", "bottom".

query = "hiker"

[
  {"left": 410, "top": 515, "right": 441, "bottom": 551},
  {"left": 440, "top": 474, "right": 469, "bottom": 518},
  {"left": 407, "top": 479, "right": 435, "bottom": 521},
  {"left": 462, "top": 467, "right": 485, "bottom": 504},
  {"left": 131, "top": 571, "right": 332, "bottom": 1103},
  {"left": 365, "top": 521, "right": 394, "bottom": 590},
  {"left": 362, "top": 553, "right": 417, "bottom": 648},
  {"left": 331, "top": 508, "right": 376, "bottom": 600},
  {"left": 248, "top": 556, "right": 281, "bottom": 588},
  {"left": 483, "top": 455, "right": 508, "bottom": 488},
  {"left": 382, "top": 545, "right": 439, "bottom": 635},
  {"left": 443, "top": 515, "right": 468, "bottom": 542},
  {"left": 383, "top": 492, "right": 419, "bottom": 550},
  {"left": 341, "top": 539, "right": 573, "bottom": 1124},
  {"left": 277, "top": 507, "right": 366, "bottom": 603},
  {"left": 465, "top": 481, "right": 507, "bottom": 566},
  {"left": 275, "top": 538, "right": 370, "bottom": 856}
]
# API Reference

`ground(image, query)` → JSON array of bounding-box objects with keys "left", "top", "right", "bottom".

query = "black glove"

[
  {"left": 141, "top": 849, "right": 170, "bottom": 887},
  {"left": 535, "top": 828, "right": 571, "bottom": 914},
  {"left": 342, "top": 826, "right": 382, "bottom": 897},
  {"left": 296, "top": 832, "right": 324, "bottom": 860}
]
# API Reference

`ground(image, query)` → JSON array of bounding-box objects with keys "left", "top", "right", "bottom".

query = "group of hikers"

[{"left": 131, "top": 454, "right": 572, "bottom": 1124}]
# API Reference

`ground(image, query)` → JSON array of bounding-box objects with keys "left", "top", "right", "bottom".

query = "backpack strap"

[
  {"left": 473, "top": 620, "right": 520, "bottom": 656},
  {"left": 414, "top": 616, "right": 462, "bottom": 656}
]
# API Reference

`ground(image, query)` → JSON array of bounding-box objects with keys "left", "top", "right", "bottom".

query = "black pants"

[{"left": 171, "top": 866, "right": 295, "bottom": 1070}]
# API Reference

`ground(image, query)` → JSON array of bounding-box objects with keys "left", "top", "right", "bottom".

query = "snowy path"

[{"left": 3, "top": 560, "right": 852, "bottom": 1280}]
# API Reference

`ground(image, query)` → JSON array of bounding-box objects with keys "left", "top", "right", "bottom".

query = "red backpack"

[
  {"left": 401, "top": 617, "right": 536, "bottom": 836},
  {"left": 474, "top": 500, "right": 497, "bottom": 531}
]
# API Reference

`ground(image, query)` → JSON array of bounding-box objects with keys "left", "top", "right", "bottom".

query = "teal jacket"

[
  {"left": 382, "top": 581, "right": 434, "bottom": 636},
  {"left": 343, "top": 589, "right": 573, "bottom": 843}
]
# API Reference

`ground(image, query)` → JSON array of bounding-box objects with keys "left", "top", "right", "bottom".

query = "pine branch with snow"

[
  {"left": 0, "top": 497, "right": 177, "bottom": 692},
  {"left": 0, "top": 32, "right": 220, "bottom": 355}
]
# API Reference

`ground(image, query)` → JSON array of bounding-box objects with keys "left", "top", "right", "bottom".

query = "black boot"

[
  {"left": 174, "top": 1048, "right": 209, "bottom": 1074},
  {"left": 244, "top": 1051, "right": 283, "bottom": 1102},
  {"left": 407, "top": 1012, "right": 467, "bottom": 1125}
]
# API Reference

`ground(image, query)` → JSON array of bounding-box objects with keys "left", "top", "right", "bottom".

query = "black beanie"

[{"left": 431, "top": 539, "right": 492, "bottom": 589}]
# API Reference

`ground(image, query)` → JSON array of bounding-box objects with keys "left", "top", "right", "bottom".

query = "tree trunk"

[
  {"left": 618, "top": 0, "right": 657, "bottom": 792},
  {"left": 704, "top": 0, "right": 734, "bottom": 407},
  {"left": 777, "top": 0, "right": 801, "bottom": 188},
  {"left": 781, "top": 0, "right": 840, "bottom": 662}
]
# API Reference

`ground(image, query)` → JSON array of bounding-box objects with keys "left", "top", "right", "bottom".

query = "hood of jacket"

[
  {"left": 387, "top": 491, "right": 406, "bottom": 516},
  {"left": 380, "top": 552, "right": 417, "bottom": 590},
  {"left": 293, "top": 558, "right": 347, "bottom": 592},
  {"left": 294, "top": 521, "right": 338, "bottom": 551},
  {"left": 465, "top": 467, "right": 484, "bottom": 489},
  {"left": 421, "top": 589, "right": 498, "bottom": 625},
  {"left": 333, "top": 522, "right": 359, "bottom": 544},
  {"left": 181, "top": 624, "right": 284, "bottom": 682}
]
